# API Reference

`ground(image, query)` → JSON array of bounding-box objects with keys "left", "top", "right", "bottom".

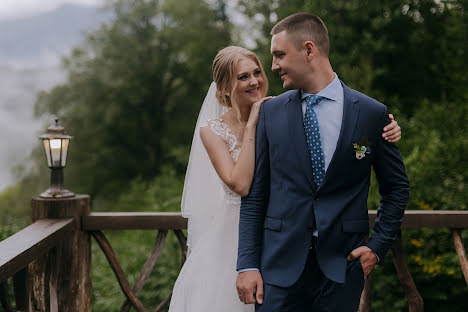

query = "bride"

[{"left": 168, "top": 46, "right": 401, "bottom": 311}]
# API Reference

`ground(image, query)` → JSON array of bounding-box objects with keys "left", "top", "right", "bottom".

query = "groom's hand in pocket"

[
  {"left": 236, "top": 271, "right": 264, "bottom": 304},
  {"left": 347, "top": 246, "right": 378, "bottom": 279}
]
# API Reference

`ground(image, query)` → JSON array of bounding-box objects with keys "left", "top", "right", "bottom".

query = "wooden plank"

[
  {"left": 90, "top": 231, "right": 146, "bottom": 312},
  {"left": 120, "top": 230, "right": 168, "bottom": 312},
  {"left": 29, "top": 253, "right": 49, "bottom": 312},
  {"left": 13, "top": 267, "right": 29, "bottom": 312},
  {"left": 358, "top": 275, "right": 372, "bottom": 312},
  {"left": 452, "top": 229, "right": 468, "bottom": 286},
  {"left": 82, "top": 211, "right": 468, "bottom": 231},
  {"left": 391, "top": 230, "right": 424, "bottom": 312},
  {"left": 369, "top": 210, "right": 468, "bottom": 228},
  {"left": 152, "top": 230, "right": 188, "bottom": 312},
  {"left": 153, "top": 293, "right": 172, "bottom": 312},
  {"left": 82, "top": 212, "right": 188, "bottom": 230},
  {"left": 0, "top": 218, "right": 74, "bottom": 282},
  {"left": 174, "top": 230, "right": 188, "bottom": 265},
  {"left": 0, "top": 280, "right": 13, "bottom": 312}
]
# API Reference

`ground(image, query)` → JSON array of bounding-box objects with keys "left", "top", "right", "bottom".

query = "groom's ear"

[{"left": 304, "top": 41, "right": 315, "bottom": 61}]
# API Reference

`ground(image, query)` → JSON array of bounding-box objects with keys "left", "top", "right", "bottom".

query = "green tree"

[
  {"left": 34, "top": 0, "right": 231, "bottom": 199},
  {"left": 239, "top": 0, "right": 467, "bottom": 114}
]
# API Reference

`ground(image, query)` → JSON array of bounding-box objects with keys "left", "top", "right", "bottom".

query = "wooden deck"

[{"left": 1, "top": 200, "right": 467, "bottom": 312}]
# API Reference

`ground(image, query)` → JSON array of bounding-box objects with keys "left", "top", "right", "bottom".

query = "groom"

[{"left": 236, "top": 12, "right": 409, "bottom": 311}]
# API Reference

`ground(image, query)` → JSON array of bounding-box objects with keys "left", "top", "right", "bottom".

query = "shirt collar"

[{"left": 301, "top": 73, "right": 340, "bottom": 101}]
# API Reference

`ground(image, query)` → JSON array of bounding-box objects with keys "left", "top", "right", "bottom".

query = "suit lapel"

[
  {"left": 318, "top": 82, "right": 360, "bottom": 190},
  {"left": 287, "top": 90, "right": 316, "bottom": 191}
]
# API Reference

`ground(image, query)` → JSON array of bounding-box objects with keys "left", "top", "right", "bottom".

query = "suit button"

[
  {"left": 306, "top": 226, "right": 314, "bottom": 232},
  {"left": 314, "top": 194, "right": 319, "bottom": 200}
]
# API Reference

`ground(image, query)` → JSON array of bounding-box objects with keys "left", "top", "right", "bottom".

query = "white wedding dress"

[{"left": 169, "top": 118, "right": 254, "bottom": 312}]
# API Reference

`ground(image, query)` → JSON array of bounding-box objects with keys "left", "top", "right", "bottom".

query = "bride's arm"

[{"left": 200, "top": 97, "right": 272, "bottom": 197}]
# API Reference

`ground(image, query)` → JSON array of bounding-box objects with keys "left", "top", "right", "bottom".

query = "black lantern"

[{"left": 39, "top": 117, "right": 74, "bottom": 198}]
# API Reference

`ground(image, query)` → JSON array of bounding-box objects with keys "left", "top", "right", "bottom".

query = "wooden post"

[
  {"left": 0, "top": 280, "right": 13, "bottom": 312},
  {"left": 29, "top": 195, "right": 91, "bottom": 312},
  {"left": 452, "top": 229, "right": 468, "bottom": 286},
  {"left": 391, "top": 230, "right": 424, "bottom": 312},
  {"left": 14, "top": 267, "right": 30, "bottom": 312},
  {"left": 359, "top": 275, "right": 372, "bottom": 312}
]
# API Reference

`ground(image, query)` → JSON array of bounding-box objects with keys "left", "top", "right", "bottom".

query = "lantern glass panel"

[
  {"left": 61, "top": 139, "right": 69, "bottom": 167},
  {"left": 50, "top": 139, "right": 62, "bottom": 167},
  {"left": 42, "top": 139, "right": 52, "bottom": 167}
]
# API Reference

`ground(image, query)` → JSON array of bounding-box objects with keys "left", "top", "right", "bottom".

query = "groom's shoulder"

[
  {"left": 345, "top": 85, "right": 387, "bottom": 114},
  {"left": 265, "top": 90, "right": 298, "bottom": 106}
]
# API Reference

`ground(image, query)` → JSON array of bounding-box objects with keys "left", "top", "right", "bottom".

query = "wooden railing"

[
  {"left": 0, "top": 194, "right": 467, "bottom": 312},
  {"left": 365, "top": 211, "right": 468, "bottom": 312},
  {"left": 0, "top": 218, "right": 75, "bottom": 312},
  {"left": 0, "top": 195, "right": 91, "bottom": 312},
  {"left": 82, "top": 213, "right": 188, "bottom": 312}
]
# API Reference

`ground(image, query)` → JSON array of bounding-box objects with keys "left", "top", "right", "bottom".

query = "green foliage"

[
  {"left": 401, "top": 97, "right": 468, "bottom": 211},
  {"left": 0, "top": 145, "right": 48, "bottom": 223},
  {"left": 100, "top": 165, "right": 184, "bottom": 213},
  {"left": 34, "top": 0, "right": 231, "bottom": 199},
  {"left": 240, "top": 0, "right": 467, "bottom": 114},
  {"left": 0, "top": 216, "right": 27, "bottom": 241}
]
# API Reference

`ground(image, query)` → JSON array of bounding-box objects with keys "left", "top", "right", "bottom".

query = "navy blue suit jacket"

[{"left": 237, "top": 82, "right": 409, "bottom": 286}]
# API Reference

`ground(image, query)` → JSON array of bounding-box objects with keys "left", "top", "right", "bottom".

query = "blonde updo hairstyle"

[{"left": 212, "top": 46, "right": 268, "bottom": 122}]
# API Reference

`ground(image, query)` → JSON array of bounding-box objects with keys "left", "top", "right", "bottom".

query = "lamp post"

[
  {"left": 39, "top": 117, "right": 74, "bottom": 198},
  {"left": 31, "top": 117, "right": 91, "bottom": 310}
]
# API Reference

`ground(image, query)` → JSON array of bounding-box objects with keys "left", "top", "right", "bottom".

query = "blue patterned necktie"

[{"left": 303, "top": 94, "right": 325, "bottom": 188}]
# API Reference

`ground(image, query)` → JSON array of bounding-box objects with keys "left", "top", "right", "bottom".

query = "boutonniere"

[{"left": 353, "top": 136, "right": 371, "bottom": 160}]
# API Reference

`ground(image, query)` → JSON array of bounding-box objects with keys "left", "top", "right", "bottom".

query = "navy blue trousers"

[{"left": 256, "top": 247, "right": 365, "bottom": 312}]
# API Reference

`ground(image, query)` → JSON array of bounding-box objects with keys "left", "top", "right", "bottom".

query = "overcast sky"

[{"left": 0, "top": 0, "right": 105, "bottom": 21}]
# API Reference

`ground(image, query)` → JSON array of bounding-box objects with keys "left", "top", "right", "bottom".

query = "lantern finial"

[{"left": 39, "top": 116, "right": 74, "bottom": 198}]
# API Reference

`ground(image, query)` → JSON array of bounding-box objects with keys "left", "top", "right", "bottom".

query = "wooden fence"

[{"left": 1, "top": 195, "right": 467, "bottom": 312}]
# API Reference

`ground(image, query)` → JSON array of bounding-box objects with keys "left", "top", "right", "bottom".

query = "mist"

[{"left": 0, "top": 3, "right": 111, "bottom": 192}]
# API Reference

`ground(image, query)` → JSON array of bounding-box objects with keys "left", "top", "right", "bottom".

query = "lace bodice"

[{"left": 202, "top": 119, "right": 242, "bottom": 204}]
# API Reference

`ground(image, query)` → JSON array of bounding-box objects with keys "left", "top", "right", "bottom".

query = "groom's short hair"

[{"left": 271, "top": 12, "right": 329, "bottom": 56}]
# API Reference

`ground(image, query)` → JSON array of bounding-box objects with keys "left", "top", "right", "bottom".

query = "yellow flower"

[
  {"left": 416, "top": 200, "right": 431, "bottom": 210},
  {"left": 411, "top": 255, "right": 423, "bottom": 265},
  {"left": 410, "top": 239, "right": 423, "bottom": 248},
  {"left": 424, "top": 264, "right": 441, "bottom": 274}
]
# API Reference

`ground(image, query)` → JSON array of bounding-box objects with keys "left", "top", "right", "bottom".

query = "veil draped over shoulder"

[
  {"left": 181, "top": 82, "right": 228, "bottom": 255},
  {"left": 170, "top": 82, "right": 251, "bottom": 312}
]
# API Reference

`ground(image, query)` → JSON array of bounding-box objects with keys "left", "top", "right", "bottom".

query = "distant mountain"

[
  {"left": 0, "top": 4, "right": 113, "bottom": 191},
  {"left": 0, "top": 64, "right": 63, "bottom": 188},
  {"left": 0, "top": 3, "right": 113, "bottom": 66}
]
